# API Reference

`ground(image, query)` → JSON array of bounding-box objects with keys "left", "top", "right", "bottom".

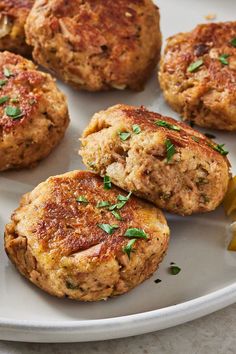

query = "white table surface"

[{"left": 0, "top": 304, "right": 235, "bottom": 354}]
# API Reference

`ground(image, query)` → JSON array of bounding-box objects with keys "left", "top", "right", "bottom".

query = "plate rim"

[{"left": 1, "top": 283, "right": 236, "bottom": 342}]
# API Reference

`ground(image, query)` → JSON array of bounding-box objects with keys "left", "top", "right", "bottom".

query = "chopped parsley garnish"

[
  {"left": 96, "top": 201, "right": 110, "bottom": 208},
  {"left": 154, "top": 279, "right": 162, "bottom": 284},
  {"left": 5, "top": 106, "right": 23, "bottom": 120},
  {"left": 109, "top": 191, "right": 132, "bottom": 211},
  {"left": 104, "top": 175, "right": 112, "bottom": 190},
  {"left": 123, "top": 239, "right": 136, "bottom": 259},
  {"left": 204, "top": 132, "right": 216, "bottom": 139},
  {"left": 117, "top": 191, "right": 132, "bottom": 202},
  {"left": 111, "top": 210, "right": 123, "bottom": 221},
  {"left": 0, "top": 79, "right": 7, "bottom": 88},
  {"left": 187, "top": 59, "right": 204, "bottom": 73},
  {"left": 230, "top": 38, "right": 236, "bottom": 48},
  {"left": 98, "top": 223, "right": 119, "bottom": 235},
  {"left": 119, "top": 131, "right": 131, "bottom": 141},
  {"left": 155, "top": 120, "right": 180, "bottom": 131},
  {"left": 76, "top": 196, "right": 88, "bottom": 204},
  {"left": 219, "top": 54, "right": 229, "bottom": 65},
  {"left": 3, "top": 67, "right": 13, "bottom": 78},
  {"left": 132, "top": 124, "right": 141, "bottom": 134},
  {"left": 191, "top": 136, "right": 199, "bottom": 143},
  {"left": 169, "top": 264, "right": 181, "bottom": 275},
  {"left": 165, "top": 139, "right": 176, "bottom": 163},
  {"left": 208, "top": 143, "right": 228, "bottom": 156},
  {"left": 124, "top": 228, "right": 148, "bottom": 239},
  {"left": 0, "top": 95, "right": 9, "bottom": 105}
]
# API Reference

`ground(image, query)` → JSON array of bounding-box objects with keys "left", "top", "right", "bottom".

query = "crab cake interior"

[
  {"left": 80, "top": 104, "right": 230, "bottom": 216},
  {"left": 4, "top": 170, "right": 169, "bottom": 301},
  {"left": 0, "top": 51, "right": 69, "bottom": 171},
  {"left": 25, "top": 0, "right": 162, "bottom": 91},
  {"left": 0, "top": 0, "right": 34, "bottom": 57},
  {"left": 159, "top": 21, "right": 236, "bottom": 131}
]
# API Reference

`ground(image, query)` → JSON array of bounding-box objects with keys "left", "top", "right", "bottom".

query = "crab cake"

[
  {"left": 159, "top": 21, "right": 236, "bottom": 131},
  {"left": 80, "top": 104, "right": 230, "bottom": 216},
  {"left": 0, "top": 51, "right": 69, "bottom": 171},
  {"left": 0, "top": 0, "right": 34, "bottom": 57},
  {"left": 25, "top": 0, "right": 162, "bottom": 91},
  {"left": 4, "top": 170, "right": 169, "bottom": 301}
]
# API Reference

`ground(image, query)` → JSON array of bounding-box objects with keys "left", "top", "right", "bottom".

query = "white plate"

[{"left": 0, "top": 0, "right": 236, "bottom": 343}]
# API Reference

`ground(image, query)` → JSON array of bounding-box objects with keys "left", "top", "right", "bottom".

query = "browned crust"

[
  {"left": 15, "top": 171, "right": 166, "bottom": 258},
  {"left": 4, "top": 170, "right": 169, "bottom": 301},
  {"left": 159, "top": 22, "right": 236, "bottom": 130},
  {"left": 0, "top": 51, "right": 69, "bottom": 171},
  {"left": 0, "top": 1, "right": 34, "bottom": 56},
  {"left": 80, "top": 104, "right": 230, "bottom": 215},
  {"left": 25, "top": 0, "right": 161, "bottom": 91}
]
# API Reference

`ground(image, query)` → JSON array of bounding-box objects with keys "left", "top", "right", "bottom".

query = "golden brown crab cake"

[
  {"left": 159, "top": 21, "right": 236, "bottom": 131},
  {"left": 25, "top": 0, "right": 162, "bottom": 91},
  {"left": 0, "top": 0, "right": 34, "bottom": 57},
  {"left": 4, "top": 170, "right": 169, "bottom": 301},
  {"left": 0, "top": 51, "right": 69, "bottom": 171},
  {"left": 79, "top": 104, "right": 230, "bottom": 216}
]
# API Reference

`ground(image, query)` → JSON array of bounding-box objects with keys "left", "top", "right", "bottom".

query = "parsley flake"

[
  {"left": 117, "top": 191, "right": 132, "bottom": 202},
  {"left": 155, "top": 120, "right": 180, "bottom": 131},
  {"left": 0, "top": 79, "right": 7, "bottom": 88},
  {"left": 132, "top": 124, "right": 141, "bottom": 134},
  {"left": 76, "top": 196, "right": 88, "bottom": 203},
  {"left": 119, "top": 131, "right": 131, "bottom": 141},
  {"left": 96, "top": 201, "right": 110, "bottom": 208},
  {"left": 104, "top": 175, "right": 112, "bottom": 190},
  {"left": 187, "top": 59, "right": 204, "bottom": 73},
  {"left": 3, "top": 67, "right": 13, "bottom": 78},
  {"left": 219, "top": 54, "right": 230, "bottom": 65},
  {"left": 123, "top": 239, "right": 136, "bottom": 259},
  {"left": 5, "top": 106, "right": 23, "bottom": 120},
  {"left": 111, "top": 210, "right": 123, "bottom": 221},
  {"left": 0, "top": 95, "right": 9, "bottom": 105},
  {"left": 169, "top": 265, "right": 181, "bottom": 275},
  {"left": 98, "top": 223, "right": 119, "bottom": 235},
  {"left": 191, "top": 136, "right": 199, "bottom": 143},
  {"left": 208, "top": 143, "right": 228, "bottom": 156},
  {"left": 230, "top": 38, "right": 236, "bottom": 48},
  {"left": 108, "top": 191, "right": 132, "bottom": 211},
  {"left": 165, "top": 139, "right": 176, "bottom": 163},
  {"left": 124, "top": 228, "right": 148, "bottom": 239}
]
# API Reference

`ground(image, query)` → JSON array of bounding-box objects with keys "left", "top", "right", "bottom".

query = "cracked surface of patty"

[
  {"left": 0, "top": 0, "right": 34, "bottom": 56},
  {"left": 80, "top": 104, "right": 230, "bottom": 215},
  {"left": 0, "top": 51, "right": 69, "bottom": 171},
  {"left": 4, "top": 170, "right": 169, "bottom": 301},
  {"left": 25, "top": 0, "right": 162, "bottom": 91},
  {"left": 159, "top": 22, "right": 236, "bottom": 130}
]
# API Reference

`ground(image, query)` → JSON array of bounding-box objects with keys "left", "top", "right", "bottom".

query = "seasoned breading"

[
  {"left": 25, "top": 0, "right": 162, "bottom": 91},
  {"left": 0, "top": 51, "right": 69, "bottom": 171},
  {"left": 159, "top": 22, "right": 236, "bottom": 130},
  {"left": 80, "top": 104, "right": 230, "bottom": 215},
  {"left": 4, "top": 170, "right": 169, "bottom": 301},
  {"left": 0, "top": 0, "right": 34, "bottom": 56}
]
